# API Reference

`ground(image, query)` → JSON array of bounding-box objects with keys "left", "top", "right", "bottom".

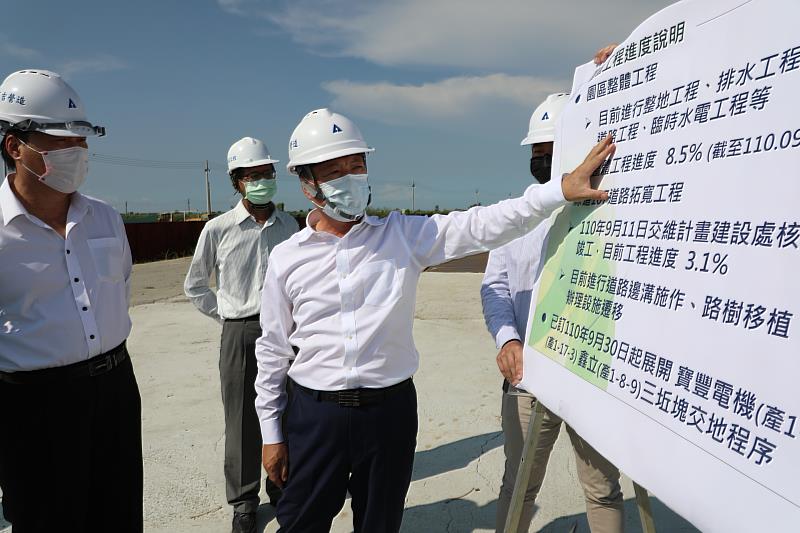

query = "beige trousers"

[{"left": 495, "top": 387, "right": 625, "bottom": 533}]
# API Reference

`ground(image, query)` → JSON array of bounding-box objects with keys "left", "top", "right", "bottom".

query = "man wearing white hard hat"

[
  {"left": 482, "top": 93, "right": 624, "bottom": 532},
  {"left": 184, "top": 136, "right": 298, "bottom": 533},
  {"left": 253, "top": 106, "right": 615, "bottom": 532},
  {"left": 0, "top": 69, "right": 142, "bottom": 530}
]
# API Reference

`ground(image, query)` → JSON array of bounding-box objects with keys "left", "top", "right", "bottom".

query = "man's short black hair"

[{"left": 0, "top": 129, "right": 29, "bottom": 171}]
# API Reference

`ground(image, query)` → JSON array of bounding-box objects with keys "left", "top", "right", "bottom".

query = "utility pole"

[
  {"left": 204, "top": 160, "right": 212, "bottom": 217},
  {"left": 475, "top": 188, "right": 480, "bottom": 206},
  {"left": 125, "top": 201, "right": 128, "bottom": 214},
  {"left": 411, "top": 180, "right": 415, "bottom": 212}
]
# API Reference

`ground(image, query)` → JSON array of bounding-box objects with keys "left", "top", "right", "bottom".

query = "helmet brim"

[
  {"left": 39, "top": 128, "right": 96, "bottom": 138},
  {"left": 0, "top": 115, "right": 104, "bottom": 138},
  {"left": 520, "top": 132, "right": 555, "bottom": 146},
  {"left": 228, "top": 157, "right": 280, "bottom": 172},
  {"left": 288, "top": 146, "right": 374, "bottom": 175}
]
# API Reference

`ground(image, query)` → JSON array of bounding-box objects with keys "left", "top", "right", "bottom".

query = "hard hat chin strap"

[{"left": 299, "top": 165, "right": 328, "bottom": 203}]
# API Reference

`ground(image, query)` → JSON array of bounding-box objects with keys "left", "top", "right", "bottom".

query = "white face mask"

[
  {"left": 316, "top": 173, "right": 371, "bottom": 222},
  {"left": 19, "top": 141, "right": 89, "bottom": 194}
]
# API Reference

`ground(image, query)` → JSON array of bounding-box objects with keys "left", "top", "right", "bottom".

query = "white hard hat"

[
  {"left": 0, "top": 69, "right": 105, "bottom": 137},
  {"left": 520, "top": 93, "right": 569, "bottom": 146},
  {"left": 287, "top": 108, "right": 374, "bottom": 175},
  {"left": 227, "top": 136, "right": 279, "bottom": 173}
]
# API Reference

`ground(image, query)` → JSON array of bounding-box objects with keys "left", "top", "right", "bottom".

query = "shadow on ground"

[
  {"left": 412, "top": 431, "right": 503, "bottom": 482},
  {"left": 404, "top": 495, "right": 697, "bottom": 533},
  {"left": 403, "top": 498, "right": 498, "bottom": 532},
  {"left": 537, "top": 496, "right": 699, "bottom": 533}
]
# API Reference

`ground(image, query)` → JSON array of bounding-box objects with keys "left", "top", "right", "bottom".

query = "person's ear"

[
  {"left": 300, "top": 179, "right": 317, "bottom": 201},
  {"left": 5, "top": 135, "right": 22, "bottom": 161}
]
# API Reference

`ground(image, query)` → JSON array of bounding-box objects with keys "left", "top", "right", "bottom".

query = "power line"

[{"left": 89, "top": 152, "right": 227, "bottom": 171}]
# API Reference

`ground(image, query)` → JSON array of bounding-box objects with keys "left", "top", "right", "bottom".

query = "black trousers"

[
  {"left": 0, "top": 354, "right": 143, "bottom": 532},
  {"left": 220, "top": 318, "right": 281, "bottom": 512},
  {"left": 276, "top": 380, "right": 418, "bottom": 533}
]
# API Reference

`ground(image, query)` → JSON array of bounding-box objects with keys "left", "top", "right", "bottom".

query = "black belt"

[
  {"left": 0, "top": 342, "right": 128, "bottom": 385},
  {"left": 291, "top": 378, "right": 412, "bottom": 407},
  {"left": 224, "top": 314, "right": 260, "bottom": 322}
]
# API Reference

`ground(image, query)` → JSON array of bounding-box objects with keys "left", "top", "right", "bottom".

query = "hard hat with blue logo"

[
  {"left": 520, "top": 92, "right": 569, "bottom": 146},
  {"left": 0, "top": 69, "right": 105, "bottom": 137},
  {"left": 286, "top": 108, "right": 374, "bottom": 175}
]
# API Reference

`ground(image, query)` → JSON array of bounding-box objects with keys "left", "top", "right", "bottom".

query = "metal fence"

[
  {"left": 124, "top": 215, "right": 307, "bottom": 263},
  {"left": 124, "top": 221, "right": 207, "bottom": 263}
]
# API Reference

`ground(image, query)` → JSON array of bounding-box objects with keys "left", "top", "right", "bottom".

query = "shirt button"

[
  {"left": 74, "top": 277, "right": 80, "bottom": 282},
  {"left": 66, "top": 249, "right": 71, "bottom": 254},
  {"left": 82, "top": 306, "right": 88, "bottom": 311},
  {"left": 89, "top": 334, "right": 95, "bottom": 340}
]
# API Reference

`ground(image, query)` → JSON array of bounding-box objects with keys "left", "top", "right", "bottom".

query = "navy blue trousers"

[{"left": 276, "top": 381, "right": 418, "bottom": 533}]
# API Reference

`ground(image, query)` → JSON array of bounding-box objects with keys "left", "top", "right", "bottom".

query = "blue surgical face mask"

[
  {"left": 244, "top": 178, "right": 277, "bottom": 205},
  {"left": 316, "top": 173, "right": 371, "bottom": 222}
]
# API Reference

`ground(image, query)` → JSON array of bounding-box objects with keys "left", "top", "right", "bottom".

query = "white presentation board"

[{"left": 520, "top": 0, "right": 800, "bottom": 530}]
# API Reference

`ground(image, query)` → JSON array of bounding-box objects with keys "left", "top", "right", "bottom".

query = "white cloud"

[
  {"left": 0, "top": 34, "right": 40, "bottom": 60},
  {"left": 59, "top": 54, "right": 127, "bottom": 77},
  {"left": 322, "top": 74, "right": 566, "bottom": 125},
  {"left": 217, "top": 0, "right": 247, "bottom": 15},
  {"left": 230, "top": 0, "right": 675, "bottom": 71}
]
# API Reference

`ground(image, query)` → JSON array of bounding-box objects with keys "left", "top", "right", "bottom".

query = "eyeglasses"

[
  {"left": 3, "top": 118, "right": 106, "bottom": 137},
  {"left": 238, "top": 169, "right": 276, "bottom": 182}
]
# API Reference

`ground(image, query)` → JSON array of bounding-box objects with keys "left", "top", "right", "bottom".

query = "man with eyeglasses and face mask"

[
  {"left": 184, "top": 137, "right": 298, "bottom": 533},
  {"left": 254, "top": 107, "right": 616, "bottom": 532},
  {"left": 0, "top": 69, "right": 143, "bottom": 531},
  {"left": 481, "top": 93, "right": 624, "bottom": 533}
]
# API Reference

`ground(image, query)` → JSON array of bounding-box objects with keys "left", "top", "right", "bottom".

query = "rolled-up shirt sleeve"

[
  {"left": 254, "top": 255, "right": 295, "bottom": 444},
  {"left": 405, "top": 178, "right": 565, "bottom": 269},
  {"left": 481, "top": 247, "right": 522, "bottom": 349}
]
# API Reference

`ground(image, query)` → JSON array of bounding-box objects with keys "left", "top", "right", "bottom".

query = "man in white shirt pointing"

[
  {"left": 255, "top": 107, "right": 614, "bottom": 532},
  {"left": 184, "top": 137, "right": 298, "bottom": 533},
  {"left": 0, "top": 69, "right": 142, "bottom": 531}
]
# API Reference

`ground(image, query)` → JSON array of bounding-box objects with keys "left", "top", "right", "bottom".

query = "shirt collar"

[
  {"left": 67, "top": 190, "right": 91, "bottom": 225},
  {"left": 0, "top": 176, "right": 25, "bottom": 226},
  {"left": 234, "top": 199, "right": 278, "bottom": 227},
  {"left": 297, "top": 209, "right": 385, "bottom": 243},
  {"left": 1, "top": 175, "right": 91, "bottom": 227}
]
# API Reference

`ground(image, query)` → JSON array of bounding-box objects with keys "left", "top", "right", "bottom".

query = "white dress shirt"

[
  {"left": 184, "top": 200, "right": 299, "bottom": 321},
  {"left": 255, "top": 178, "right": 566, "bottom": 443},
  {"left": 480, "top": 209, "right": 554, "bottom": 349},
  {"left": 0, "top": 176, "right": 132, "bottom": 372}
]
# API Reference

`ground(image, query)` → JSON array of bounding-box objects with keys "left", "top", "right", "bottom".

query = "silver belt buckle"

[{"left": 337, "top": 390, "right": 361, "bottom": 407}]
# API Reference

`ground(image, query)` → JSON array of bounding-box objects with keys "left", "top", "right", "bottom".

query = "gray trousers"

[{"left": 220, "top": 317, "right": 275, "bottom": 513}]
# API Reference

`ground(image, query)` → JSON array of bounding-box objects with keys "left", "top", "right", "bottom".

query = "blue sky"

[{"left": 1, "top": 0, "right": 673, "bottom": 213}]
